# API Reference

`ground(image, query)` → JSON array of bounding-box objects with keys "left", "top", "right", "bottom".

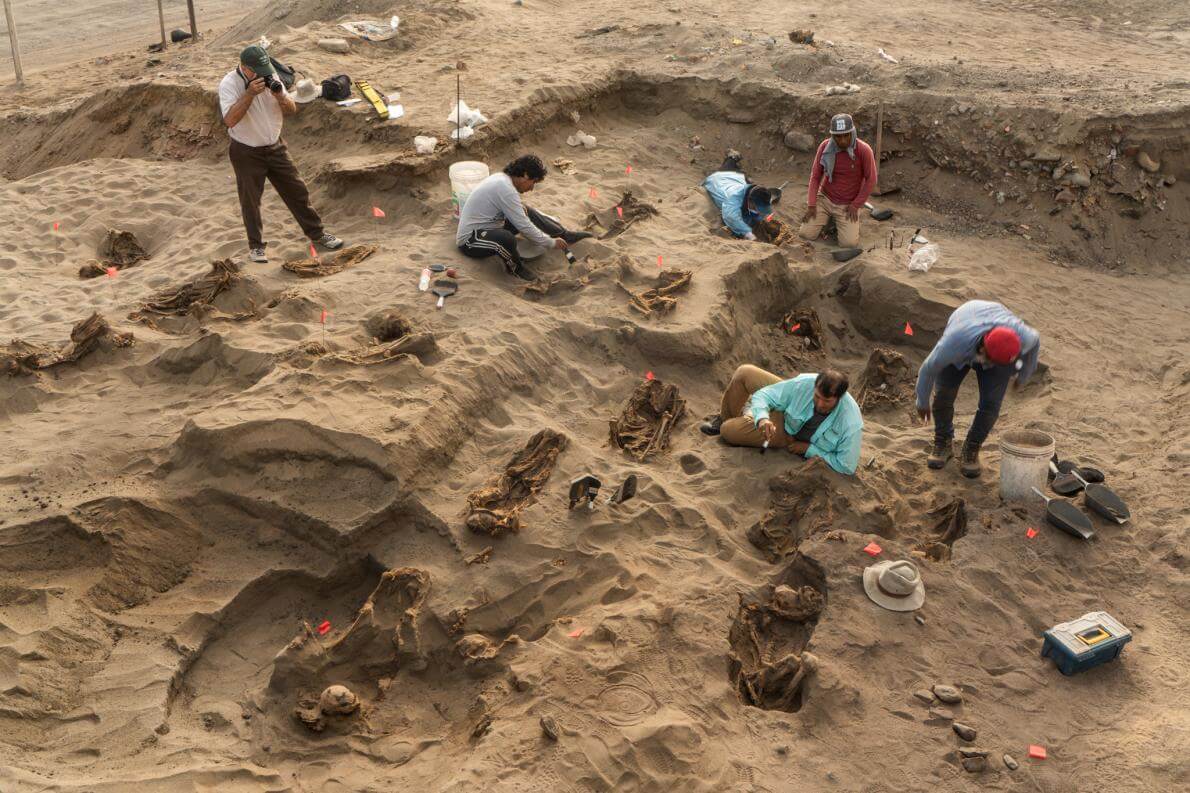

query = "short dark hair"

[
  {"left": 750, "top": 187, "right": 772, "bottom": 207},
  {"left": 504, "top": 154, "right": 547, "bottom": 181},
  {"left": 815, "top": 369, "right": 849, "bottom": 399}
]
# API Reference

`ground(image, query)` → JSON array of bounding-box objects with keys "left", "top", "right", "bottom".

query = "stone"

[
  {"left": 927, "top": 706, "right": 956, "bottom": 721},
  {"left": 1135, "top": 151, "right": 1160, "bottom": 173},
  {"left": 913, "top": 689, "right": 936, "bottom": 704},
  {"left": 1055, "top": 188, "right": 1077, "bottom": 204},
  {"left": 540, "top": 715, "right": 559, "bottom": 741},
  {"left": 953, "top": 722, "right": 977, "bottom": 742},
  {"left": 317, "top": 38, "right": 350, "bottom": 54},
  {"left": 1066, "top": 170, "right": 1091, "bottom": 188},
  {"left": 961, "top": 756, "right": 988, "bottom": 773},
  {"left": 1003, "top": 753, "right": 1019, "bottom": 770},
  {"left": 1032, "top": 147, "right": 1061, "bottom": 162},
  {"left": 319, "top": 685, "right": 359, "bottom": 716},
  {"left": 932, "top": 684, "right": 963, "bottom": 704},
  {"left": 1164, "top": 175, "right": 1176, "bottom": 186},
  {"left": 783, "top": 130, "right": 816, "bottom": 152}
]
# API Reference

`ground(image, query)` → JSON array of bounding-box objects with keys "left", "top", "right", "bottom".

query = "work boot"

[
  {"left": 561, "top": 230, "right": 594, "bottom": 245},
  {"left": 511, "top": 263, "right": 537, "bottom": 281},
  {"left": 959, "top": 443, "right": 983, "bottom": 478},
  {"left": 927, "top": 439, "right": 953, "bottom": 470},
  {"left": 699, "top": 415, "right": 723, "bottom": 436}
]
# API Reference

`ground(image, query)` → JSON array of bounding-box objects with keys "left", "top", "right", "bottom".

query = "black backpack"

[
  {"left": 321, "top": 74, "right": 352, "bottom": 101},
  {"left": 270, "top": 57, "right": 296, "bottom": 89}
]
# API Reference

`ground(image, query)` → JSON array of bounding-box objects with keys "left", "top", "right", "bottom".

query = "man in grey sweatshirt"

[{"left": 456, "top": 154, "right": 592, "bottom": 280}]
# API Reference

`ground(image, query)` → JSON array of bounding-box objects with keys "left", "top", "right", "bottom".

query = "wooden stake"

[
  {"left": 186, "top": 0, "right": 198, "bottom": 40},
  {"left": 3, "top": 0, "right": 24, "bottom": 86},
  {"left": 874, "top": 101, "right": 884, "bottom": 194},
  {"left": 157, "top": 0, "right": 167, "bottom": 48}
]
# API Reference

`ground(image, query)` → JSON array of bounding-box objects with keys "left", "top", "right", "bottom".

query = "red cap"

[{"left": 984, "top": 326, "right": 1021, "bottom": 365}]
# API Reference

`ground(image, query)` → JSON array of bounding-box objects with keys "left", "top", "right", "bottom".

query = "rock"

[
  {"left": 319, "top": 685, "right": 360, "bottom": 716},
  {"left": 914, "top": 614, "right": 926, "bottom": 625},
  {"left": 1065, "top": 168, "right": 1091, "bottom": 188},
  {"left": 1055, "top": 188, "right": 1077, "bottom": 204},
  {"left": 783, "top": 130, "right": 816, "bottom": 152},
  {"left": 1136, "top": 151, "right": 1160, "bottom": 173},
  {"left": 1032, "top": 148, "right": 1061, "bottom": 162},
  {"left": 953, "top": 722, "right": 977, "bottom": 742},
  {"left": 913, "top": 689, "right": 936, "bottom": 704},
  {"left": 932, "top": 684, "right": 963, "bottom": 704},
  {"left": 927, "top": 706, "right": 956, "bottom": 721},
  {"left": 961, "top": 756, "right": 988, "bottom": 773},
  {"left": 1003, "top": 753, "right": 1019, "bottom": 770},
  {"left": 540, "top": 715, "right": 559, "bottom": 741},
  {"left": 1164, "top": 175, "right": 1176, "bottom": 186},
  {"left": 317, "top": 38, "right": 350, "bottom": 54}
]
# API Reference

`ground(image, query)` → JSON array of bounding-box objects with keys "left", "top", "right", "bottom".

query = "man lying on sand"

[
  {"left": 797, "top": 113, "right": 877, "bottom": 250},
  {"left": 700, "top": 366, "right": 863, "bottom": 475},
  {"left": 456, "top": 154, "right": 592, "bottom": 280},
  {"left": 703, "top": 151, "right": 780, "bottom": 241},
  {"left": 218, "top": 45, "right": 344, "bottom": 264},
  {"left": 916, "top": 300, "right": 1041, "bottom": 477}
]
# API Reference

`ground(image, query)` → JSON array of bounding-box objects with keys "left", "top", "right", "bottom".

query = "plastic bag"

[
  {"left": 448, "top": 100, "right": 488, "bottom": 128},
  {"left": 414, "top": 135, "right": 438, "bottom": 154},
  {"left": 450, "top": 126, "right": 475, "bottom": 141},
  {"left": 908, "top": 243, "right": 939, "bottom": 272}
]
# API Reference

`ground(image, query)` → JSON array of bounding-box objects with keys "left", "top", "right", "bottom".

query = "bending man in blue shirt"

[
  {"left": 700, "top": 365, "right": 864, "bottom": 476},
  {"left": 703, "top": 151, "right": 780, "bottom": 241},
  {"left": 915, "top": 300, "right": 1041, "bottom": 478}
]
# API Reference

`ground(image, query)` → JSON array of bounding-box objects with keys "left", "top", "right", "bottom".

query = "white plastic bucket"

[
  {"left": 999, "top": 429, "right": 1056, "bottom": 502},
  {"left": 449, "top": 161, "right": 489, "bottom": 218}
]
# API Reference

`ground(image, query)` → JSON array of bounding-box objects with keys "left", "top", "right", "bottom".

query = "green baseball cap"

[{"left": 239, "top": 45, "right": 275, "bottom": 76}]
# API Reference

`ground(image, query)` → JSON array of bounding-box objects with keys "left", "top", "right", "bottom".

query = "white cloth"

[
  {"left": 455, "top": 173, "right": 554, "bottom": 249},
  {"left": 218, "top": 68, "right": 285, "bottom": 147}
]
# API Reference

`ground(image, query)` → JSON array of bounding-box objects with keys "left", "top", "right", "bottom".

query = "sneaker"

[
  {"left": 927, "top": 439, "right": 953, "bottom": 470},
  {"left": 560, "top": 230, "right": 594, "bottom": 245},
  {"left": 725, "top": 149, "right": 743, "bottom": 166},
  {"left": 511, "top": 263, "right": 537, "bottom": 281},
  {"left": 699, "top": 416, "right": 723, "bottom": 436},
  {"left": 248, "top": 247, "right": 268, "bottom": 263},
  {"left": 315, "top": 233, "right": 344, "bottom": 251},
  {"left": 959, "top": 443, "right": 982, "bottom": 478}
]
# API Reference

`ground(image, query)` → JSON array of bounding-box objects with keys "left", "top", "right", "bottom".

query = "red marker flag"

[
  {"left": 372, "top": 206, "right": 385, "bottom": 218},
  {"left": 645, "top": 371, "right": 655, "bottom": 381},
  {"left": 904, "top": 321, "right": 914, "bottom": 336},
  {"left": 320, "top": 309, "right": 328, "bottom": 324},
  {"left": 616, "top": 206, "right": 624, "bottom": 219},
  {"left": 1027, "top": 745, "right": 1046, "bottom": 760},
  {"left": 317, "top": 620, "right": 331, "bottom": 635},
  {"left": 765, "top": 214, "right": 774, "bottom": 222},
  {"left": 567, "top": 627, "right": 584, "bottom": 639},
  {"left": 657, "top": 255, "right": 663, "bottom": 268},
  {"left": 862, "top": 542, "right": 882, "bottom": 556},
  {"left": 310, "top": 243, "right": 318, "bottom": 259},
  {"left": 1025, "top": 527, "right": 1038, "bottom": 539},
  {"left": 789, "top": 323, "right": 801, "bottom": 333},
  {"left": 53, "top": 221, "right": 60, "bottom": 231},
  {"left": 589, "top": 187, "right": 599, "bottom": 199},
  {"left": 625, "top": 165, "right": 632, "bottom": 176},
  {"left": 105, "top": 267, "right": 118, "bottom": 279}
]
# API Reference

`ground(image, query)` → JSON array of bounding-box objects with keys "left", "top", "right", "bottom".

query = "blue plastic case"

[{"left": 1041, "top": 611, "right": 1131, "bottom": 676}]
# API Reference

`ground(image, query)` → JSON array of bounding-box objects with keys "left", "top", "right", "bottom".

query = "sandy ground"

[{"left": 1, "top": 1, "right": 1188, "bottom": 792}]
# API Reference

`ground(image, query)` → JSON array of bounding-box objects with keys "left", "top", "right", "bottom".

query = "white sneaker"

[
  {"left": 316, "top": 233, "right": 344, "bottom": 250},
  {"left": 249, "top": 247, "right": 268, "bottom": 263}
]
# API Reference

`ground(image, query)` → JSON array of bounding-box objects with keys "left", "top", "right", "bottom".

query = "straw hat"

[
  {"left": 293, "top": 78, "right": 321, "bottom": 104},
  {"left": 863, "top": 559, "right": 925, "bottom": 612}
]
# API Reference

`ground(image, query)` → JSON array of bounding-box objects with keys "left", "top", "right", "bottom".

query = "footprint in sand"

[{"left": 596, "top": 670, "right": 659, "bottom": 726}]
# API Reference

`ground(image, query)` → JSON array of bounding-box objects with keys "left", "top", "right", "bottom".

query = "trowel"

[{"left": 864, "top": 201, "right": 894, "bottom": 221}]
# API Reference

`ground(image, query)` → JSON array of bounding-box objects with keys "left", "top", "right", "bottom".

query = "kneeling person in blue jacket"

[
  {"left": 700, "top": 365, "right": 864, "bottom": 476},
  {"left": 703, "top": 151, "right": 780, "bottom": 241}
]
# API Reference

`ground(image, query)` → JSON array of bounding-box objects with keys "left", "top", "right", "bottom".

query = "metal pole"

[
  {"left": 3, "top": 0, "right": 23, "bottom": 86},
  {"left": 157, "top": 0, "right": 167, "bottom": 48},
  {"left": 874, "top": 101, "right": 884, "bottom": 194},
  {"left": 187, "top": 0, "right": 198, "bottom": 40}
]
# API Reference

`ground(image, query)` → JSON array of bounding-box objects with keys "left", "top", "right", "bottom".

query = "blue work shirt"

[
  {"left": 749, "top": 374, "right": 865, "bottom": 475},
  {"left": 915, "top": 300, "right": 1041, "bottom": 409},
  {"left": 704, "top": 171, "right": 763, "bottom": 237}
]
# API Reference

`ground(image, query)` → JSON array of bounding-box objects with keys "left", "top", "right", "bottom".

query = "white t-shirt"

[{"left": 218, "top": 68, "right": 285, "bottom": 147}]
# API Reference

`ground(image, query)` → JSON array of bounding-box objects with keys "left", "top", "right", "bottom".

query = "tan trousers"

[
  {"left": 797, "top": 194, "right": 860, "bottom": 248},
  {"left": 719, "top": 365, "right": 795, "bottom": 448}
]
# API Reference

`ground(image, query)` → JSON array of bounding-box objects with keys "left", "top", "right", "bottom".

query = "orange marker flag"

[
  {"left": 372, "top": 206, "right": 385, "bottom": 218},
  {"left": 105, "top": 267, "right": 118, "bottom": 279},
  {"left": 645, "top": 371, "right": 655, "bottom": 381},
  {"left": 862, "top": 542, "right": 882, "bottom": 556},
  {"left": 1025, "top": 527, "right": 1038, "bottom": 538},
  {"left": 616, "top": 206, "right": 624, "bottom": 219},
  {"left": 589, "top": 187, "right": 599, "bottom": 199},
  {"left": 904, "top": 321, "right": 914, "bottom": 336},
  {"left": 317, "top": 620, "right": 331, "bottom": 635},
  {"left": 656, "top": 255, "right": 663, "bottom": 268},
  {"left": 310, "top": 243, "right": 319, "bottom": 259},
  {"left": 567, "top": 627, "right": 584, "bottom": 639},
  {"left": 320, "top": 309, "right": 328, "bottom": 324},
  {"left": 1027, "top": 745, "right": 1046, "bottom": 760},
  {"left": 625, "top": 165, "right": 632, "bottom": 176},
  {"left": 789, "top": 323, "right": 802, "bottom": 332},
  {"left": 53, "top": 221, "right": 60, "bottom": 231}
]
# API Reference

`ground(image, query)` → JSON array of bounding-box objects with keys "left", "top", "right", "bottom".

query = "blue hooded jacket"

[
  {"left": 749, "top": 374, "right": 865, "bottom": 475},
  {"left": 703, "top": 171, "right": 768, "bottom": 237}
]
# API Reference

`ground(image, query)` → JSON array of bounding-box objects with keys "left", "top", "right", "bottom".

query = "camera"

[{"left": 263, "top": 75, "right": 283, "bottom": 92}]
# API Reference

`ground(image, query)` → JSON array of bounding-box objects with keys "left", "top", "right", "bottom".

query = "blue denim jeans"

[{"left": 932, "top": 363, "right": 1014, "bottom": 448}]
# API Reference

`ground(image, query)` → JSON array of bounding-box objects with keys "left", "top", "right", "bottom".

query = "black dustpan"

[{"left": 1032, "top": 487, "right": 1094, "bottom": 540}]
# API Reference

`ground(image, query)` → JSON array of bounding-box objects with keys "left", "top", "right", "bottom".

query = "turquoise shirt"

[{"left": 749, "top": 373, "right": 864, "bottom": 475}]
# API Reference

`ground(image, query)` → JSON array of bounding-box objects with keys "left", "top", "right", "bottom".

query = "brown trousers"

[
  {"left": 228, "top": 139, "right": 324, "bottom": 249},
  {"left": 719, "top": 364, "right": 796, "bottom": 448},
  {"left": 797, "top": 194, "right": 861, "bottom": 248}
]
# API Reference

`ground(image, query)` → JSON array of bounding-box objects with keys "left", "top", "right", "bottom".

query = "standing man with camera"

[{"left": 218, "top": 45, "right": 344, "bottom": 263}]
